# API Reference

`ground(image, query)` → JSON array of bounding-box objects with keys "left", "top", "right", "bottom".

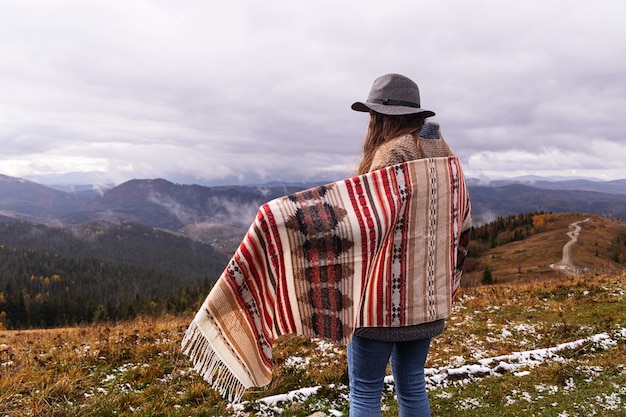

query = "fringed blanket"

[{"left": 182, "top": 156, "right": 471, "bottom": 402}]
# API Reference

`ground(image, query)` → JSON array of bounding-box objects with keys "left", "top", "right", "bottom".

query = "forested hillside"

[
  {"left": 0, "top": 220, "right": 228, "bottom": 329},
  {"left": 2, "top": 212, "right": 625, "bottom": 330},
  {"left": 465, "top": 211, "right": 626, "bottom": 286},
  {"left": 0, "top": 220, "right": 226, "bottom": 278}
]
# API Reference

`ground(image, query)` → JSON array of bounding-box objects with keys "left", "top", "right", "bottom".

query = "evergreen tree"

[{"left": 482, "top": 266, "right": 494, "bottom": 285}]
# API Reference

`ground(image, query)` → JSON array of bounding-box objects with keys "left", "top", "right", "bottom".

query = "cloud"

[
  {"left": 466, "top": 138, "right": 626, "bottom": 180},
  {"left": 1, "top": 0, "right": 625, "bottom": 185}
]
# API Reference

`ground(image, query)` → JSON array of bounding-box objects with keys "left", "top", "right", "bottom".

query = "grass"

[
  {"left": 430, "top": 356, "right": 626, "bottom": 416},
  {"left": 1, "top": 271, "right": 625, "bottom": 416},
  {"left": 426, "top": 272, "right": 626, "bottom": 417}
]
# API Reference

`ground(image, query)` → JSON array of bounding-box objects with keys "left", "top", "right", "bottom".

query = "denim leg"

[
  {"left": 347, "top": 335, "right": 394, "bottom": 417},
  {"left": 391, "top": 338, "right": 432, "bottom": 417}
]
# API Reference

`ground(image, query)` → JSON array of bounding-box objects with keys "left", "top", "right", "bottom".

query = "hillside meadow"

[
  {"left": 1, "top": 212, "right": 626, "bottom": 416},
  {"left": 463, "top": 212, "right": 626, "bottom": 286},
  {"left": 1, "top": 270, "right": 625, "bottom": 416}
]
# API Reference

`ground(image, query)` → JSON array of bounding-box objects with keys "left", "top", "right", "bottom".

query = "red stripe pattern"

[{"left": 183, "top": 156, "right": 472, "bottom": 400}]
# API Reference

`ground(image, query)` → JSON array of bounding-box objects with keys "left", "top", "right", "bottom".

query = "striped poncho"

[{"left": 182, "top": 156, "right": 471, "bottom": 402}]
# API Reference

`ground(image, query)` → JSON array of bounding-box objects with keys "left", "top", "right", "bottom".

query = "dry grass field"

[
  {"left": 1, "top": 213, "right": 625, "bottom": 416},
  {"left": 2, "top": 272, "right": 626, "bottom": 416}
]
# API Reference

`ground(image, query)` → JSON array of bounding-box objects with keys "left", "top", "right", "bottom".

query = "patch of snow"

[
  {"left": 228, "top": 327, "right": 626, "bottom": 415},
  {"left": 595, "top": 392, "right": 622, "bottom": 411},
  {"left": 260, "top": 386, "right": 322, "bottom": 406},
  {"left": 284, "top": 355, "right": 311, "bottom": 369},
  {"left": 513, "top": 323, "right": 537, "bottom": 333},
  {"left": 535, "top": 384, "right": 559, "bottom": 395},
  {"left": 422, "top": 331, "right": 619, "bottom": 390},
  {"left": 448, "top": 355, "right": 465, "bottom": 366},
  {"left": 458, "top": 397, "right": 484, "bottom": 410}
]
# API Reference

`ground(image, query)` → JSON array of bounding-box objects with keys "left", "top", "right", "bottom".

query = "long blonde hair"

[{"left": 357, "top": 112, "right": 426, "bottom": 175}]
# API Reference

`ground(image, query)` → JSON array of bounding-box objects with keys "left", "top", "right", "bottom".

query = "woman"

[
  {"left": 182, "top": 71, "right": 469, "bottom": 408},
  {"left": 349, "top": 73, "right": 458, "bottom": 416}
]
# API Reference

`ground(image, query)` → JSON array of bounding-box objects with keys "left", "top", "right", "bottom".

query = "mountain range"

[
  {"left": 2, "top": 171, "right": 626, "bottom": 329},
  {"left": 2, "top": 173, "right": 626, "bottom": 244},
  {"left": 467, "top": 177, "right": 626, "bottom": 194}
]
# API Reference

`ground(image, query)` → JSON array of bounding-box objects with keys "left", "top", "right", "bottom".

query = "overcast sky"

[{"left": 1, "top": 0, "right": 625, "bottom": 186}]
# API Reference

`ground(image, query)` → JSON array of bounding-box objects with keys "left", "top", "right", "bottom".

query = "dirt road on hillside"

[{"left": 550, "top": 218, "right": 590, "bottom": 274}]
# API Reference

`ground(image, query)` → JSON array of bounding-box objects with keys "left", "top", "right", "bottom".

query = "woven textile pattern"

[{"left": 182, "top": 156, "right": 471, "bottom": 402}]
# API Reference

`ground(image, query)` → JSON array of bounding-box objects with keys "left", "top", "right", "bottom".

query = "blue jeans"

[{"left": 347, "top": 335, "right": 431, "bottom": 417}]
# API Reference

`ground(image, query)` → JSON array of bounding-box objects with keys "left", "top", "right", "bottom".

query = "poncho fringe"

[{"left": 181, "top": 321, "right": 247, "bottom": 402}]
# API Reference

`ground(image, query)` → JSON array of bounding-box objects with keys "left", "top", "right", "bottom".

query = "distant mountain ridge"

[
  {"left": 468, "top": 183, "right": 626, "bottom": 224},
  {"left": 2, "top": 173, "right": 626, "bottom": 239},
  {"left": 0, "top": 173, "right": 92, "bottom": 221},
  {"left": 468, "top": 177, "right": 626, "bottom": 195}
]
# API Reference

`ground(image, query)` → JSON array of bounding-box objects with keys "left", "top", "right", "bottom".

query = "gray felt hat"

[{"left": 351, "top": 73, "right": 435, "bottom": 117}]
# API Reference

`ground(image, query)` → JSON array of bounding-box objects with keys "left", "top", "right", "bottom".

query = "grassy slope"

[
  {"left": 1, "top": 273, "right": 625, "bottom": 416},
  {"left": 1, "top": 213, "right": 626, "bottom": 416},
  {"left": 462, "top": 212, "right": 626, "bottom": 286}
]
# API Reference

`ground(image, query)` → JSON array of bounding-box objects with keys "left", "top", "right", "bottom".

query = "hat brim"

[{"left": 351, "top": 101, "right": 435, "bottom": 117}]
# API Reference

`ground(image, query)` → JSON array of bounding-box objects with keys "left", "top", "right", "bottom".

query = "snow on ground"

[
  {"left": 423, "top": 332, "right": 616, "bottom": 389},
  {"left": 225, "top": 327, "right": 626, "bottom": 416}
]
